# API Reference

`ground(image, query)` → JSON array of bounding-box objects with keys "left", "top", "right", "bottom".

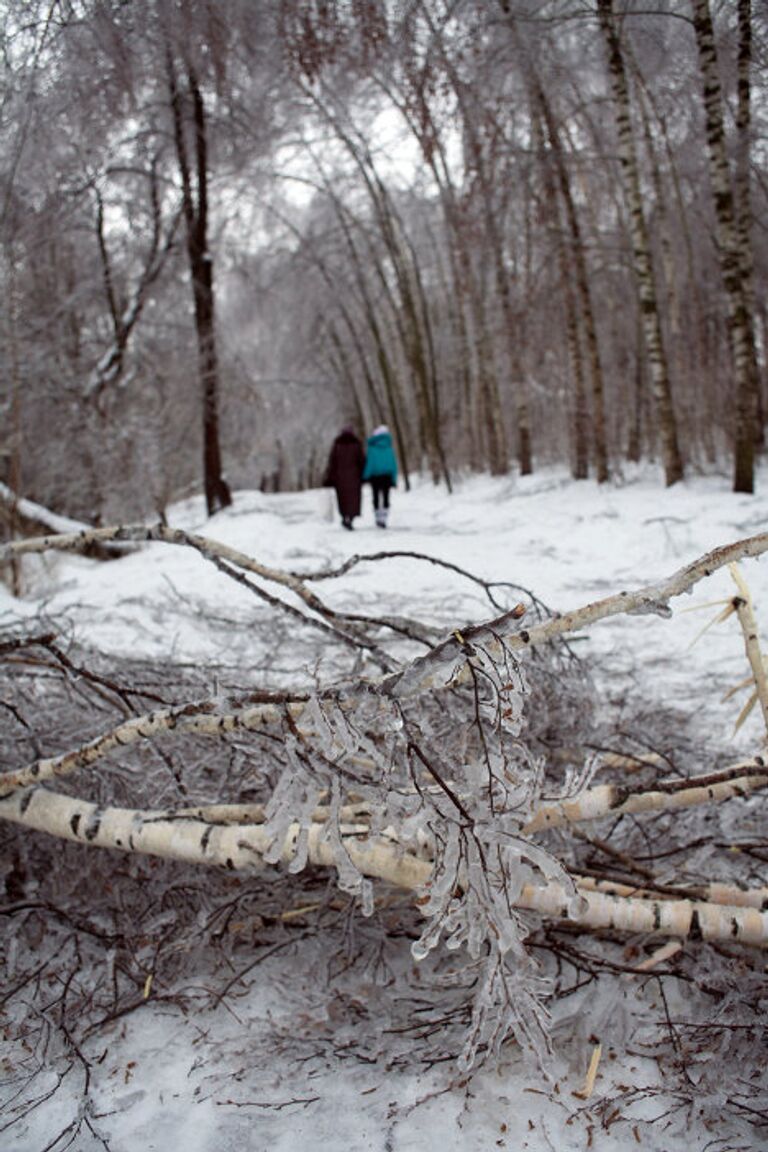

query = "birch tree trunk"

[
  {"left": 627, "top": 310, "right": 644, "bottom": 463},
  {"left": 596, "top": 0, "right": 684, "bottom": 487},
  {"left": 735, "top": 0, "right": 762, "bottom": 446},
  {"left": 3, "top": 248, "right": 23, "bottom": 594},
  {"left": 563, "top": 252, "right": 590, "bottom": 479},
  {"left": 690, "top": 0, "right": 760, "bottom": 493}
]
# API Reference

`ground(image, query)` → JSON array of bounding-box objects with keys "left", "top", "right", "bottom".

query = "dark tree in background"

[{"left": 166, "top": 46, "right": 231, "bottom": 516}]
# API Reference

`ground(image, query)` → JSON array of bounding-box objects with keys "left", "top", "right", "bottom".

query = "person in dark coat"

[
  {"left": 323, "top": 425, "right": 365, "bottom": 530},
  {"left": 362, "top": 424, "right": 398, "bottom": 528}
]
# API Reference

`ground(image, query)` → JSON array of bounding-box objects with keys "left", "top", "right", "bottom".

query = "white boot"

[{"left": 376, "top": 507, "right": 388, "bottom": 529}]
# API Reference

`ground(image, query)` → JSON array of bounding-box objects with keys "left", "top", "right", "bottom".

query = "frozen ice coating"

[{"left": 2, "top": 464, "right": 768, "bottom": 1151}]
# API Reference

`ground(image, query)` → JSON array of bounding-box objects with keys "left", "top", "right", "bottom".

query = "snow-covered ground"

[
  {"left": 3, "top": 464, "right": 767, "bottom": 1151},
  {"left": 7, "top": 462, "right": 768, "bottom": 740}
]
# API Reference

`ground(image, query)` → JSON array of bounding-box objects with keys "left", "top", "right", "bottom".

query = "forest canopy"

[{"left": 1, "top": 0, "right": 766, "bottom": 525}]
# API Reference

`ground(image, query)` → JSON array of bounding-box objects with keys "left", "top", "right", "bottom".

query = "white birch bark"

[
  {"left": 690, "top": 0, "right": 760, "bottom": 493},
  {"left": 2, "top": 787, "right": 765, "bottom": 946},
  {"left": 4, "top": 528, "right": 768, "bottom": 957},
  {"left": 596, "top": 0, "right": 683, "bottom": 486},
  {"left": 524, "top": 764, "right": 768, "bottom": 833}
]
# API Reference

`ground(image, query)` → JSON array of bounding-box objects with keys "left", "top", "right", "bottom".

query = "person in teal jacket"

[{"left": 362, "top": 424, "right": 398, "bottom": 528}]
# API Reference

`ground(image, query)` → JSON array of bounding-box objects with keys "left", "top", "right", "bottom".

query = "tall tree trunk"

[
  {"left": 597, "top": 0, "right": 684, "bottom": 487},
  {"left": 632, "top": 67, "right": 713, "bottom": 460},
  {"left": 690, "top": 0, "right": 759, "bottom": 493},
  {"left": 402, "top": 227, "right": 453, "bottom": 490},
  {"left": 628, "top": 310, "right": 644, "bottom": 464},
  {"left": 533, "top": 82, "right": 608, "bottom": 482},
  {"left": 425, "top": 215, "right": 478, "bottom": 472},
  {"left": 473, "top": 145, "right": 528, "bottom": 476},
  {"left": 167, "top": 53, "right": 231, "bottom": 517},
  {"left": 560, "top": 239, "right": 590, "bottom": 479},
  {"left": 735, "top": 0, "right": 761, "bottom": 449},
  {"left": 484, "top": 194, "right": 530, "bottom": 476},
  {"left": 634, "top": 83, "right": 680, "bottom": 341},
  {"left": 3, "top": 248, "right": 23, "bottom": 594},
  {"left": 455, "top": 207, "right": 510, "bottom": 475}
]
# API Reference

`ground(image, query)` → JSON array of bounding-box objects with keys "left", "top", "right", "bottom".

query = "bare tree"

[
  {"left": 165, "top": 48, "right": 232, "bottom": 516},
  {"left": 596, "top": 0, "right": 683, "bottom": 487},
  {"left": 689, "top": 0, "right": 761, "bottom": 492},
  {"left": 529, "top": 70, "right": 608, "bottom": 481}
]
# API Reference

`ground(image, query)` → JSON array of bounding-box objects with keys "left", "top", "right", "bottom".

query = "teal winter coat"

[{"left": 362, "top": 429, "right": 398, "bottom": 484}]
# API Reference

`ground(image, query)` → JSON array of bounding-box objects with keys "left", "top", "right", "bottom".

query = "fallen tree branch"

[
  {"left": 3, "top": 527, "right": 768, "bottom": 1076},
  {"left": 2, "top": 786, "right": 766, "bottom": 946},
  {"left": 3, "top": 665, "right": 764, "bottom": 831},
  {"left": 137, "top": 761, "right": 768, "bottom": 836},
  {"left": 388, "top": 531, "right": 768, "bottom": 698},
  {"left": 289, "top": 547, "right": 552, "bottom": 617},
  {"left": 524, "top": 761, "right": 768, "bottom": 832},
  {"left": 0, "top": 699, "right": 292, "bottom": 797},
  {"left": 0, "top": 482, "right": 93, "bottom": 538},
  {"left": 4, "top": 527, "right": 768, "bottom": 678},
  {"left": 0, "top": 522, "right": 435, "bottom": 653},
  {"left": 0, "top": 484, "right": 130, "bottom": 561},
  {"left": 208, "top": 551, "right": 399, "bottom": 671},
  {"left": 729, "top": 563, "right": 768, "bottom": 737},
  {"left": 574, "top": 873, "right": 768, "bottom": 911}
]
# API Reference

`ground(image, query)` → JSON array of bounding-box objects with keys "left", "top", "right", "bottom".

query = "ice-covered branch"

[
  {"left": 0, "top": 697, "right": 294, "bottom": 797},
  {"left": 139, "top": 762, "right": 768, "bottom": 835},
  {"left": 4, "top": 527, "right": 768, "bottom": 659},
  {"left": 3, "top": 786, "right": 766, "bottom": 946},
  {"left": 0, "top": 522, "right": 431, "bottom": 660},
  {"left": 524, "top": 760, "right": 768, "bottom": 832},
  {"left": 575, "top": 873, "right": 768, "bottom": 911},
  {"left": 3, "top": 527, "right": 768, "bottom": 1074},
  {"left": 0, "top": 786, "right": 430, "bottom": 890},
  {"left": 388, "top": 531, "right": 768, "bottom": 698}
]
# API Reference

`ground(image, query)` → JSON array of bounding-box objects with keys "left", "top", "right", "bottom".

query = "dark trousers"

[{"left": 370, "top": 476, "right": 392, "bottom": 510}]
